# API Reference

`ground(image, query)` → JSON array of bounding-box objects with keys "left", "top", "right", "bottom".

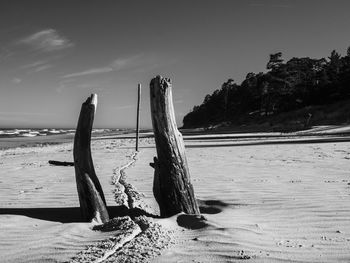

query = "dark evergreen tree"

[{"left": 182, "top": 46, "right": 350, "bottom": 129}]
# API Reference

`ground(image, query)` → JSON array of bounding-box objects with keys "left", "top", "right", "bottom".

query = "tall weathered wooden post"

[
  {"left": 73, "top": 94, "right": 109, "bottom": 223},
  {"left": 150, "top": 76, "right": 200, "bottom": 217}
]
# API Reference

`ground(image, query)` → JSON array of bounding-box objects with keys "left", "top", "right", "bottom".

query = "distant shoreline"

[
  {"left": 2, "top": 125, "right": 350, "bottom": 150},
  {"left": 0, "top": 128, "right": 147, "bottom": 150}
]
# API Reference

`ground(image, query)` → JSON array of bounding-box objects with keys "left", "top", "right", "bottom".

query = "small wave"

[
  {"left": 20, "top": 133, "right": 37, "bottom": 137},
  {"left": 0, "top": 128, "right": 70, "bottom": 138}
]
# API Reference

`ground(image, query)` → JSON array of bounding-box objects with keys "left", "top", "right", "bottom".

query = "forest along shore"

[{"left": 183, "top": 49, "right": 350, "bottom": 132}]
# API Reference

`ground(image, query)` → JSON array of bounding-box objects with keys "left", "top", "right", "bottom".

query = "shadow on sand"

[
  {"left": 0, "top": 199, "right": 234, "bottom": 229},
  {"left": 175, "top": 199, "right": 233, "bottom": 230},
  {"left": 0, "top": 206, "right": 158, "bottom": 223}
]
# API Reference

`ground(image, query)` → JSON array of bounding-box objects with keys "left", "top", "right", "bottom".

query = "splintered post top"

[
  {"left": 90, "top": 93, "right": 97, "bottom": 106},
  {"left": 85, "top": 94, "right": 98, "bottom": 114}
]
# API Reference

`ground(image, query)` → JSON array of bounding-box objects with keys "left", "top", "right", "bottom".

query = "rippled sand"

[
  {"left": 127, "top": 141, "right": 350, "bottom": 262},
  {"left": 0, "top": 139, "right": 135, "bottom": 262},
  {"left": 1, "top": 134, "right": 350, "bottom": 262}
]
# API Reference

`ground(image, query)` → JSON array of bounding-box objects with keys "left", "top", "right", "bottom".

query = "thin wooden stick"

[{"left": 136, "top": 83, "right": 141, "bottom": 151}]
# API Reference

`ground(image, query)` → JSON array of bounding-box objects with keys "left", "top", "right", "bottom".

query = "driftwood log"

[
  {"left": 150, "top": 76, "right": 200, "bottom": 217},
  {"left": 48, "top": 160, "right": 74, "bottom": 166},
  {"left": 73, "top": 94, "right": 109, "bottom": 223}
]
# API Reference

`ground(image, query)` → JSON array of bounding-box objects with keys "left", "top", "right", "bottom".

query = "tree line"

[{"left": 183, "top": 47, "right": 350, "bottom": 129}]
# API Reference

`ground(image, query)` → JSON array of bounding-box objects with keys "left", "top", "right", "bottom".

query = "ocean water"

[{"left": 0, "top": 128, "right": 120, "bottom": 138}]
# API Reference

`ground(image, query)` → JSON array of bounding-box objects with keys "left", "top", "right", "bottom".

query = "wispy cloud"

[
  {"left": 110, "top": 57, "right": 139, "bottom": 71},
  {"left": 34, "top": 64, "right": 53, "bottom": 72},
  {"left": 0, "top": 47, "right": 13, "bottom": 62},
  {"left": 249, "top": 1, "right": 292, "bottom": 8},
  {"left": 56, "top": 78, "right": 75, "bottom": 93},
  {"left": 62, "top": 67, "right": 114, "bottom": 78},
  {"left": 18, "top": 29, "right": 74, "bottom": 52},
  {"left": 61, "top": 55, "right": 141, "bottom": 79},
  {"left": 0, "top": 111, "right": 52, "bottom": 116},
  {"left": 21, "top": 60, "right": 53, "bottom": 73},
  {"left": 113, "top": 104, "right": 135, "bottom": 110},
  {"left": 22, "top": 60, "right": 46, "bottom": 69},
  {"left": 56, "top": 78, "right": 109, "bottom": 93},
  {"left": 12, "top": 78, "right": 22, "bottom": 84}
]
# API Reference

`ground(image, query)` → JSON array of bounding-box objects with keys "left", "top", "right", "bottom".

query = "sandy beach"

[
  {"left": 2, "top": 1, "right": 350, "bottom": 261},
  {"left": 0, "top": 138, "right": 137, "bottom": 262},
  {"left": 1, "top": 130, "right": 350, "bottom": 262}
]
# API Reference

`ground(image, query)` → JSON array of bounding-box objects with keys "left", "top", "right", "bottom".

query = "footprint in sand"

[{"left": 277, "top": 240, "right": 304, "bottom": 248}]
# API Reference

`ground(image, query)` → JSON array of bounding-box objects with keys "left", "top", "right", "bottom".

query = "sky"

[{"left": 0, "top": 0, "right": 350, "bottom": 128}]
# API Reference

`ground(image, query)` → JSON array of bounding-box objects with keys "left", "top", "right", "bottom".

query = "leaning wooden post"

[
  {"left": 150, "top": 76, "right": 200, "bottom": 217},
  {"left": 73, "top": 94, "right": 109, "bottom": 223},
  {"left": 136, "top": 83, "right": 141, "bottom": 151}
]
